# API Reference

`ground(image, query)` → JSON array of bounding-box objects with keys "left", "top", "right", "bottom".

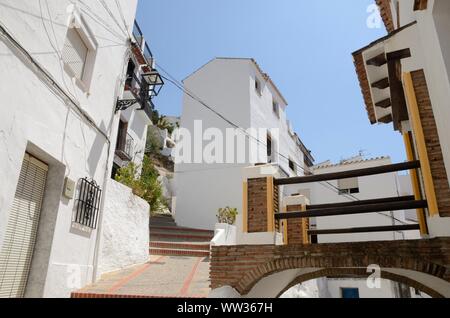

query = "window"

[
  {"left": 288, "top": 158, "right": 296, "bottom": 172},
  {"left": 255, "top": 78, "right": 262, "bottom": 96},
  {"left": 62, "top": 9, "right": 97, "bottom": 89},
  {"left": 341, "top": 288, "right": 360, "bottom": 299},
  {"left": 267, "top": 134, "right": 272, "bottom": 163},
  {"left": 272, "top": 100, "right": 280, "bottom": 118},
  {"left": 62, "top": 27, "right": 89, "bottom": 80},
  {"left": 338, "top": 177, "right": 359, "bottom": 195},
  {"left": 125, "top": 59, "right": 136, "bottom": 89}
]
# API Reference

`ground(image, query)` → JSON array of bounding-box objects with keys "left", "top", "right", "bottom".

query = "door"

[
  {"left": 341, "top": 287, "right": 360, "bottom": 299},
  {"left": 0, "top": 153, "right": 48, "bottom": 298}
]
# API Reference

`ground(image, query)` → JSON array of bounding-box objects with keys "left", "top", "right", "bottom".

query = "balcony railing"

[
  {"left": 115, "top": 133, "right": 134, "bottom": 161},
  {"left": 131, "top": 21, "right": 153, "bottom": 68}
]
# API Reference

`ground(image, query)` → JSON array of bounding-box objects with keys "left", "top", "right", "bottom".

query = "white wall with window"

[{"left": 0, "top": 0, "right": 139, "bottom": 298}]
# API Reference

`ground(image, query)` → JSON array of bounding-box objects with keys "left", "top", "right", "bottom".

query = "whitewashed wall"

[
  {"left": 98, "top": 180, "right": 149, "bottom": 277},
  {"left": 0, "top": 0, "right": 138, "bottom": 297},
  {"left": 175, "top": 58, "right": 308, "bottom": 230}
]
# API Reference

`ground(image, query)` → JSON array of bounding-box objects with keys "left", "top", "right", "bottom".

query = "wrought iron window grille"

[{"left": 74, "top": 178, "right": 102, "bottom": 229}]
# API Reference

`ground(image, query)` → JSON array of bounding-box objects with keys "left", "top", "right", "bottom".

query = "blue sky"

[{"left": 136, "top": 0, "right": 406, "bottom": 165}]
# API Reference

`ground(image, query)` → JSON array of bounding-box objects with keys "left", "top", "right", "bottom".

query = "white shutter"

[
  {"left": 62, "top": 27, "right": 88, "bottom": 80},
  {"left": 338, "top": 177, "right": 359, "bottom": 190},
  {"left": 0, "top": 153, "right": 48, "bottom": 298}
]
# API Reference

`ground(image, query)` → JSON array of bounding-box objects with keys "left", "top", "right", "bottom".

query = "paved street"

[{"left": 74, "top": 255, "right": 210, "bottom": 298}]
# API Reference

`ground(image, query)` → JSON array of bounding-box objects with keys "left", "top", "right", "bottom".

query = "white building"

[
  {"left": 0, "top": 0, "right": 158, "bottom": 298},
  {"left": 174, "top": 58, "right": 314, "bottom": 230}
]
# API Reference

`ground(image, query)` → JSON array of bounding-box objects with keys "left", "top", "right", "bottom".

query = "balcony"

[
  {"left": 116, "top": 20, "right": 164, "bottom": 116},
  {"left": 131, "top": 21, "right": 153, "bottom": 72},
  {"left": 115, "top": 133, "right": 134, "bottom": 161}
]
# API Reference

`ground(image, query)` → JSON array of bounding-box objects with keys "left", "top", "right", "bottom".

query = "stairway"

[{"left": 150, "top": 214, "right": 214, "bottom": 257}]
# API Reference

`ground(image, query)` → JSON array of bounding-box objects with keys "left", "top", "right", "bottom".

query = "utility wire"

[{"left": 156, "top": 65, "right": 413, "bottom": 226}]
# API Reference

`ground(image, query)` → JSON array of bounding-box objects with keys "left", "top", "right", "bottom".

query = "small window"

[
  {"left": 341, "top": 288, "right": 360, "bottom": 299},
  {"left": 288, "top": 159, "right": 296, "bottom": 172},
  {"left": 62, "top": 27, "right": 89, "bottom": 80},
  {"left": 273, "top": 100, "right": 280, "bottom": 118},
  {"left": 255, "top": 78, "right": 262, "bottom": 96},
  {"left": 267, "top": 134, "right": 272, "bottom": 163},
  {"left": 338, "top": 177, "right": 359, "bottom": 195}
]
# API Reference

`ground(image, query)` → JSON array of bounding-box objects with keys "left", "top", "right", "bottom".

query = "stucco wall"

[
  {"left": 98, "top": 180, "right": 149, "bottom": 276},
  {"left": 0, "top": 0, "right": 138, "bottom": 297},
  {"left": 175, "top": 58, "right": 308, "bottom": 230}
]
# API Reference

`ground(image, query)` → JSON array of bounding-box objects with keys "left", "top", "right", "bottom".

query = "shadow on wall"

[{"left": 87, "top": 122, "right": 108, "bottom": 177}]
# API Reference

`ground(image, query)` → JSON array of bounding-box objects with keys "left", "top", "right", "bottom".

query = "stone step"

[
  {"left": 150, "top": 232, "right": 213, "bottom": 242},
  {"left": 150, "top": 226, "right": 214, "bottom": 235},
  {"left": 150, "top": 241, "right": 210, "bottom": 251},
  {"left": 149, "top": 248, "right": 210, "bottom": 258}
]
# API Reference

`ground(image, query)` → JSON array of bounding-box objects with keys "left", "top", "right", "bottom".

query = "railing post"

[
  {"left": 403, "top": 131, "right": 429, "bottom": 236},
  {"left": 282, "top": 195, "right": 310, "bottom": 245},
  {"left": 240, "top": 165, "right": 282, "bottom": 245},
  {"left": 403, "top": 72, "right": 439, "bottom": 217}
]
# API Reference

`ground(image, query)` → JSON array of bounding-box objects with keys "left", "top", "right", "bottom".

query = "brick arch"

[
  {"left": 210, "top": 239, "right": 450, "bottom": 296},
  {"left": 235, "top": 255, "right": 448, "bottom": 295},
  {"left": 275, "top": 268, "right": 445, "bottom": 298}
]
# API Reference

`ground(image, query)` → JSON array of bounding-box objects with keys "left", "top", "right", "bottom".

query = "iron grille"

[{"left": 74, "top": 178, "right": 102, "bottom": 229}]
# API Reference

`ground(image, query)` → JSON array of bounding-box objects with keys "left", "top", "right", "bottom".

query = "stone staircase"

[{"left": 150, "top": 214, "right": 214, "bottom": 257}]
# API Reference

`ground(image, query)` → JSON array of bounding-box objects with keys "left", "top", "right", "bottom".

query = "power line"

[{"left": 156, "top": 64, "right": 413, "bottom": 226}]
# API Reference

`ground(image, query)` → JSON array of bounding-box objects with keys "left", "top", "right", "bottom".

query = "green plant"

[
  {"left": 217, "top": 207, "right": 238, "bottom": 225},
  {"left": 146, "top": 127, "right": 163, "bottom": 155},
  {"left": 157, "top": 116, "right": 176, "bottom": 135},
  {"left": 115, "top": 156, "right": 167, "bottom": 213}
]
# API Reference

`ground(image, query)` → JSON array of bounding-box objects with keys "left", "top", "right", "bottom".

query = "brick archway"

[
  {"left": 275, "top": 268, "right": 445, "bottom": 298},
  {"left": 210, "top": 238, "right": 450, "bottom": 297}
]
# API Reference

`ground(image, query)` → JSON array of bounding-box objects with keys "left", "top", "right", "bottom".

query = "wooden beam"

[
  {"left": 403, "top": 72, "right": 439, "bottom": 217},
  {"left": 375, "top": 98, "right": 392, "bottom": 108},
  {"left": 371, "top": 77, "right": 390, "bottom": 89},
  {"left": 274, "top": 161, "right": 420, "bottom": 186},
  {"left": 388, "top": 59, "right": 409, "bottom": 131},
  {"left": 403, "top": 132, "right": 428, "bottom": 236},
  {"left": 366, "top": 53, "right": 386, "bottom": 67},
  {"left": 386, "top": 48, "right": 411, "bottom": 61},
  {"left": 378, "top": 113, "right": 393, "bottom": 123},
  {"left": 307, "top": 195, "right": 415, "bottom": 210},
  {"left": 274, "top": 199, "right": 427, "bottom": 220},
  {"left": 308, "top": 224, "right": 420, "bottom": 235}
]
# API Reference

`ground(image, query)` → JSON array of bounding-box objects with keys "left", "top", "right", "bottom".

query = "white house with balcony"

[
  {"left": 0, "top": 0, "right": 162, "bottom": 298},
  {"left": 174, "top": 57, "right": 314, "bottom": 230}
]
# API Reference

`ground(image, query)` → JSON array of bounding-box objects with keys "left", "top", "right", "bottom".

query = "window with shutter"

[
  {"left": 0, "top": 153, "right": 48, "bottom": 298},
  {"left": 62, "top": 27, "right": 89, "bottom": 80}
]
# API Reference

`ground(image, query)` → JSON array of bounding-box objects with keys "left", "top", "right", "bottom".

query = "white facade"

[
  {"left": 175, "top": 58, "right": 312, "bottom": 230},
  {"left": 358, "top": 0, "right": 450, "bottom": 237},
  {"left": 0, "top": 0, "right": 143, "bottom": 297}
]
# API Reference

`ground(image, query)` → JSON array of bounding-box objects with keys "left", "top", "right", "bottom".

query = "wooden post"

[
  {"left": 403, "top": 72, "right": 439, "bottom": 217},
  {"left": 403, "top": 131, "right": 429, "bottom": 236}
]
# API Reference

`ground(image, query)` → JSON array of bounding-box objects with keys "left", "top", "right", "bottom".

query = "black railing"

[
  {"left": 132, "top": 20, "right": 144, "bottom": 50},
  {"left": 74, "top": 178, "right": 102, "bottom": 229}
]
